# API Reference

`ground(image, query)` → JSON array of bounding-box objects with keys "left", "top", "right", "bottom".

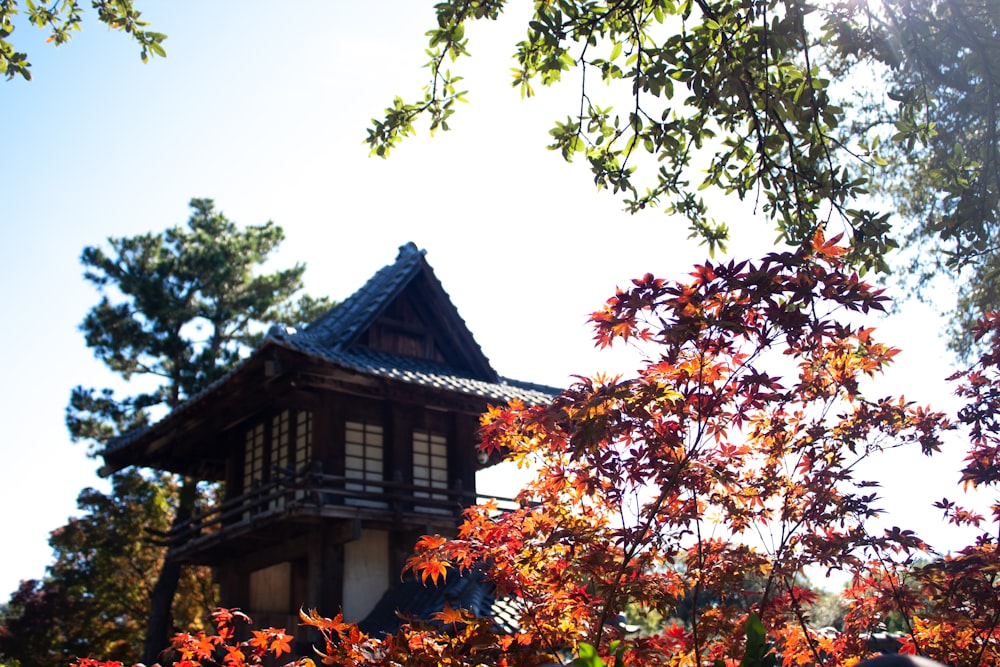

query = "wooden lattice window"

[
  {"left": 293, "top": 411, "right": 313, "bottom": 501},
  {"left": 345, "top": 421, "right": 385, "bottom": 508},
  {"left": 271, "top": 411, "right": 290, "bottom": 470},
  {"left": 413, "top": 430, "right": 449, "bottom": 514},
  {"left": 242, "top": 423, "right": 266, "bottom": 519},
  {"left": 243, "top": 423, "right": 265, "bottom": 492},
  {"left": 268, "top": 411, "right": 290, "bottom": 510},
  {"left": 241, "top": 410, "right": 313, "bottom": 515},
  {"left": 295, "top": 411, "right": 312, "bottom": 470}
]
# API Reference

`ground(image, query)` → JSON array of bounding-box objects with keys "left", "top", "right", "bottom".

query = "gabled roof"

[
  {"left": 268, "top": 242, "right": 556, "bottom": 402},
  {"left": 291, "top": 242, "right": 497, "bottom": 382},
  {"left": 102, "top": 243, "right": 559, "bottom": 472},
  {"left": 306, "top": 243, "right": 438, "bottom": 350}
]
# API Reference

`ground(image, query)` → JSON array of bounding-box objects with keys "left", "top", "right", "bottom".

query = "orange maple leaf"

[
  {"left": 267, "top": 630, "right": 293, "bottom": 657},
  {"left": 811, "top": 229, "right": 846, "bottom": 257},
  {"left": 414, "top": 533, "right": 449, "bottom": 551},
  {"left": 248, "top": 628, "right": 294, "bottom": 657},
  {"left": 415, "top": 558, "right": 450, "bottom": 585},
  {"left": 222, "top": 645, "right": 246, "bottom": 665},
  {"left": 300, "top": 608, "right": 350, "bottom": 634},
  {"left": 249, "top": 630, "right": 271, "bottom": 651},
  {"left": 433, "top": 602, "right": 471, "bottom": 625}
]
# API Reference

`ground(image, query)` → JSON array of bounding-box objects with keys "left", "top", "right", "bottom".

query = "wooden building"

[{"left": 100, "top": 243, "right": 556, "bottom": 636}]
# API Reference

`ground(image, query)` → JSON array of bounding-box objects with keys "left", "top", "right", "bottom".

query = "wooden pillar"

[
  {"left": 389, "top": 528, "right": 423, "bottom": 582},
  {"left": 383, "top": 400, "right": 399, "bottom": 485},
  {"left": 452, "top": 412, "right": 479, "bottom": 500},
  {"left": 391, "top": 404, "right": 416, "bottom": 484},
  {"left": 312, "top": 393, "right": 336, "bottom": 475},
  {"left": 305, "top": 524, "right": 345, "bottom": 616},
  {"left": 218, "top": 561, "right": 249, "bottom": 611}
]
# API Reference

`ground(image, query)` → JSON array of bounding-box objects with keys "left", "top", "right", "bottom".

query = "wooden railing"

[{"left": 159, "top": 465, "right": 518, "bottom": 554}]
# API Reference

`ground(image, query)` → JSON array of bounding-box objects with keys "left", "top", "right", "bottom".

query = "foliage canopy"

[
  {"left": 369, "top": 0, "right": 1000, "bottom": 355},
  {"left": 0, "top": 472, "right": 214, "bottom": 667}
]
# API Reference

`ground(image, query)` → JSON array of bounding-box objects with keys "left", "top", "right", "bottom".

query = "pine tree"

[{"left": 1, "top": 198, "right": 330, "bottom": 667}]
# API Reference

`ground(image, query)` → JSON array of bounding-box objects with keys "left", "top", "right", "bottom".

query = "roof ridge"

[{"left": 303, "top": 242, "right": 426, "bottom": 349}]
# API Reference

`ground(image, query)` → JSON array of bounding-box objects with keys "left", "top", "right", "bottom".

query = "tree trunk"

[{"left": 142, "top": 478, "right": 197, "bottom": 664}]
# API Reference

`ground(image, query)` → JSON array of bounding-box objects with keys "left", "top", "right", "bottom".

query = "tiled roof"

[
  {"left": 268, "top": 241, "right": 558, "bottom": 404},
  {"left": 358, "top": 569, "right": 636, "bottom": 638},
  {"left": 358, "top": 568, "right": 519, "bottom": 636},
  {"left": 273, "top": 333, "right": 557, "bottom": 405},
  {"left": 103, "top": 243, "right": 559, "bottom": 462},
  {"left": 305, "top": 242, "right": 428, "bottom": 349}
]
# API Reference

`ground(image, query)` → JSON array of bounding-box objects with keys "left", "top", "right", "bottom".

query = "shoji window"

[
  {"left": 268, "top": 411, "right": 290, "bottom": 510},
  {"left": 293, "top": 411, "right": 313, "bottom": 501},
  {"left": 413, "top": 430, "right": 449, "bottom": 514},
  {"left": 344, "top": 421, "right": 386, "bottom": 508},
  {"left": 243, "top": 423, "right": 265, "bottom": 519},
  {"left": 243, "top": 423, "right": 265, "bottom": 493},
  {"left": 241, "top": 410, "right": 313, "bottom": 514},
  {"left": 294, "top": 411, "right": 312, "bottom": 470}
]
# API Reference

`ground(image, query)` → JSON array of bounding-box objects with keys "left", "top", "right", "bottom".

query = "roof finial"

[{"left": 397, "top": 242, "right": 425, "bottom": 259}]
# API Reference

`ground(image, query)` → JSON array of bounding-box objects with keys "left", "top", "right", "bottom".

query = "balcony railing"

[{"left": 157, "top": 465, "right": 518, "bottom": 559}]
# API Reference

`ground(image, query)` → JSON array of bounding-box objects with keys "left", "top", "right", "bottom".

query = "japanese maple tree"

[
  {"left": 403, "top": 235, "right": 948, "bottom": 666},
  {"left": 840, "top": 313, "right": 1000, "bottom": 666},
  {"left": 68, "top": 237, "right": 1000, "bottom": 667}
]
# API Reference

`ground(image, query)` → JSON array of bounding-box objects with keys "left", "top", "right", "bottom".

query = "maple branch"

[
  {"left": 690, "top": 486, "right": 706, "bottom": 667},
  {"left": 783, "top": 575, "right": 829, "bottom": 666}
]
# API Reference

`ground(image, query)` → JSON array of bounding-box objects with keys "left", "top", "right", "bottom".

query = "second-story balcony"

[{"left": 155, "top": 465, "right": 517, "bottom": 564}]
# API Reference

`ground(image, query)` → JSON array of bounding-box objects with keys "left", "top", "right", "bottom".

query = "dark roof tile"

[
  {"left": 305, "top": 243, "right": 426, "bottom": 349},
  {"left": 358, "top": 569, "right": 519, "bottom": 636},
  {"left": 263, "top": 242, "right": 558, "bottom": 404},
  {"left": 275, "top": 341, "right": 557, "bottom": 405}
]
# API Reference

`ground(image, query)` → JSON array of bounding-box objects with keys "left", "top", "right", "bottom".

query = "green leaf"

[{"left": 573, "top": 642, "right": 606, "bottom": 667}]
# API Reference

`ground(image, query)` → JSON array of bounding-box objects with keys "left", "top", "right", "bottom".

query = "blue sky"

[{"left": 0, "top": 1, "right": 979, "bottom": 598}]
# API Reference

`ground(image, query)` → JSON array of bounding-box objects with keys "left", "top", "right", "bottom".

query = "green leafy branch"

[
  {"left": 0, "top": 0, "right": 165, "bottom": 81},
  {"left": 365, "top": 0, "right": 506, "bottom": 157}
]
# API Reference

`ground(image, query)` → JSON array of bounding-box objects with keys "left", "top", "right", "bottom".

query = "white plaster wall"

[{"left": 342, "top": 529, "right": 390, "bottom": 622}]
